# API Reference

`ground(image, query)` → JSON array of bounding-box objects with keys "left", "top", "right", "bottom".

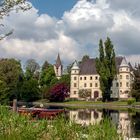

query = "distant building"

[
  {"left": 54, "top": 53, "right": 63, "bottom": 79},
  {"left": 70, "top": 57, "right": 134, "bottom": 100}
]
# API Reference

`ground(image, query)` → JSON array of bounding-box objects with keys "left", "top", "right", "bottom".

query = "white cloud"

[{"left": 0, "top": 0, "right": 140, "bottom": 66}]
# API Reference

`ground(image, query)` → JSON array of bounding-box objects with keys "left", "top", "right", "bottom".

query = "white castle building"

[{"left": 70, "top": 57, "right": 134, "bottom": 100}]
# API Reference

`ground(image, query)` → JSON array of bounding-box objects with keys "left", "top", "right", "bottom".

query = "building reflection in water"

[
  {"left": 117, "top": 112, "right": 132, "bottom": 140},
  {"left": 69, "top": 109, "right": 102, "bottom": 126},
  {"left": 69, "top": 109, "right": 136, "bottom": 140}
]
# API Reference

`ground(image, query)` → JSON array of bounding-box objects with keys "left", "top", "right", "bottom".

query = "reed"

[{"left": 0, "top": 106, "right": 122, "bottom": 140}]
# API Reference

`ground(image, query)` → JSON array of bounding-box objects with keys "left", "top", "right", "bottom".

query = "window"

[
  {"left": 126, "top": 82, "right": 129, "bottom": 87},
  {"left": 120, "top": 75, "right": 122, "bottom": 79},
  {"left": 84, "top": 77, "right": 86, "bottom": 80},
  {"left": 90, "top": 76, "right": 92, "bottom": 80},
  {"left": 75, "top": 70, "right": 76, "bottom": 73},
  {"left": 80, "top": 77, "right": 82, "bottom": 80},
  {"left": 95, "top": 83, "right": 98, "bottom": 87},
  {"left": 74, "top": 91, "right": 77, "bottom": 94},
  {"left": 95, "top": 76, "right": 98, "bottom": 80},
  {"left": 84, "top": 83, "right": 87, "bottom": 87},
  {"left": 90, "top": 83, "right": 92, "bottom": 87},
  {"left": 120, "top": 68, "right": 122, "bottom": 71},
  {"left": 74, "top": 83, "right": 77, "bottom": 87},
  {"left": 74, "top": 77, "right": 77, "bottom": 80},
  {"left": 120, "top": 82, "right": 122, "bottom": 87},
  {"left": 116, "top": 82, "right": 119, "bottom": 87},
  {"left": 126, "top": 75, "right": 129, "bottom": 79}
]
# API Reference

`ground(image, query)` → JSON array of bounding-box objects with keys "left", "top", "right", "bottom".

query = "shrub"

[
  {"left": 49, "top": 83, "right": 69, "bottom": 102},
  {"left": 127, "top": 98, "right": 136, "bottom": 105}
]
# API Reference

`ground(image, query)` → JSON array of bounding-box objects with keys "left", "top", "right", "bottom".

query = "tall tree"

[
  {"left": 96, "top": 37, "right": 116, "bottom": 102},
  {"left": 131, "top": 64, "right": 140, "bottom": 101},
  {"left": 0, "top": 58, "right": 23, "bottom": 104},
  {"left": 40, "top": 61, "right": 58, "bottom": 99}
]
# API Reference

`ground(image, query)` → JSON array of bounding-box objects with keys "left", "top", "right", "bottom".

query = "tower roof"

[
  {"left": 55, "top": 53, "right": 62, "bottom": 68},
  {"left": 120, "top": 57, "right": 129, "bottom": 67},
  {"left": 71, "top": 60, "right": 79, "bottom": 70}
]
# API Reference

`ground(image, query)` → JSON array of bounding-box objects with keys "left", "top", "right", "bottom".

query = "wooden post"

[{"left": 13, "top": 99, "right": 17, "bottom": 112}]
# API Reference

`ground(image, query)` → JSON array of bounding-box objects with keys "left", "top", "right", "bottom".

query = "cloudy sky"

[{"left": 1, "top": 0, "right": 140, "bottom": 66}]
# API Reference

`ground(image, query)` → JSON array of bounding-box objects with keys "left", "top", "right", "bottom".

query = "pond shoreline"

[{"left": 27, "top": 101, "right": 140, "bottom": 110}]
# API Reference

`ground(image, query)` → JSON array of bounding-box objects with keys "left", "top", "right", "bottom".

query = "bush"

[
  {"left": 127, "top": 98, "right": 136, "bottom": 105},
  {"left": 49, "top": 83, "right": 69, "bottom": 102}
]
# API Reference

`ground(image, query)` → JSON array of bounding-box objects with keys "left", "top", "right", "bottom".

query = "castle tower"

[
  {"left": 119, "top": 57, "right": 131, "bottom": 99},
  {"left": 54, "top": 53, "right": 63, "bottom": 79},
  {"left": 70, "top": 60, "right": 80, "bottom": 98}
]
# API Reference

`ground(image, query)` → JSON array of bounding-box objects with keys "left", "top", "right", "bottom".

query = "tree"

[
  {"left": 40, "top": 61, "right": 58, "bottom": 98},
  {"left": 0, "top": 58, "right": 23, "bottom": 104},
  {"left": 79, "top": 55, "right": 90, "bottom": 65},
  {"left": 17, "top": 78, "right": 41, "bottom": 102},
  {"left": 49, "top": 83, "right": 69, "bottom": 102},
  {"left": 25, "top": 59, "right": 40, "bottom": 79},
  {"left": 81, "top": 55, "right": 90, "bottom": 62},
  {"left": 40, "top": 63, "right": 56, "bottom": 87},
  {"left": 131, "top": 64, "right": 140, "bottom": 101},
  {"left": 59, "top": 74, "right": 70, "bottom": 87},
  {"left": 0, "top": 0, "right": 31, "bottom": 40},
  {"left": 79, "top": 89, "right": 91, "bottom": 100},
  {"left": 96, "top": 37, "right": 116, "bottom": 102}
]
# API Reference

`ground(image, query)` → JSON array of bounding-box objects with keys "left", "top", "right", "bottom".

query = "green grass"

[{"left": 0, "top": 106, "right": 122, "bottom": 140}]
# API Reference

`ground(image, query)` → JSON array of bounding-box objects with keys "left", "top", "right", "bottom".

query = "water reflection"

[
  {"left": 70, "top": 109, "right": 102, "bottom": 125},
  {"left": 69, "top": 109, "right": 140, "bottom": 140}
]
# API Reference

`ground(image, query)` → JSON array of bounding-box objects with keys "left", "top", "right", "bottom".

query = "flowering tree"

[{"left": 49, "top": 83, "right": 69, "bottom": 102}]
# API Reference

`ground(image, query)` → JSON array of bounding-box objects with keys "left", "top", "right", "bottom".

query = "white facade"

[{"left": 70, "top": 57, "right": 133, "bottom": 100}]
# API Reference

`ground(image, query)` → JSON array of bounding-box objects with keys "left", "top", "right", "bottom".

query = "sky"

[{"left": 0, "top": 0, "right": 140, "bottom": 66}]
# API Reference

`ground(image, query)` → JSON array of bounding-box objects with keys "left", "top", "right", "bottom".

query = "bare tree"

[{"left": 0, "top": 0, "right": 31, "bottom": 40}]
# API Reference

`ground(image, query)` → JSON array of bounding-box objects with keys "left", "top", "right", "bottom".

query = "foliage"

[
  {"left": 40, "top": 63, "right": 56, "bottom": 87},
  {"left": 96, "top": 37, "right": 116, "bottom": 102},
  {"left": 25, "top": 59, "right": 40, "bottom": 79},
  {"left": 0, "top": 0, "right": 31, "bottom": 40},
  {"left": 40, "top": 61, "right": 59, "bottom": 99},
  {"left": 0, "top": 106, "right": 121, "bottom": 140},
  {"left": 79, "top": 89, "right": 91, "bottom": 99},
  {"left": 49, "top": 83, "right": 69, "bottom": 102},
  {"left": 79, "top": 55, "right": 90, "bottom": 65},
  {"left": 127, "top": 98, "right": 136, "bottom": 105},
  {"left": 59, "top": 74, "right": 70, "bottom": 87},
  {"left": 0, "top": 106, "right": 48, "bottom": 140},
  {"left": 131, "top": 64, "right": 140, "bottom": 101},
  {"left": 17, "top": 78, "right": 41, "bottom": 102},
  {"left": 0, "top": 58, "right": 23, "bottom": 104}
]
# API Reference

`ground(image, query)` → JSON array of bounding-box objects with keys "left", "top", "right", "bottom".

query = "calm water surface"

[
  {"left": 47, "top": 106, "right": 140, "bottom": 140},
  {"left": 25, "top": 104, "right": 140, "bottom": 140}
]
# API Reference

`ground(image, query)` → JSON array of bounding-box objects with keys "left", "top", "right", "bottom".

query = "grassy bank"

[{"left": 0, "top": 106, "right": 122, "bottom": 140}]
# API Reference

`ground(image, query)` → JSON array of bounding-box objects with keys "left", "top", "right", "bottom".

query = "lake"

[{"left": 47, "top": 106, "right": 140, "bottom": 140}]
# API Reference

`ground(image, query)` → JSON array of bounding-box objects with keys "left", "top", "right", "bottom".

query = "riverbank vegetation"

[{"left": 0, "top": 106, "right": 121, "bottom": 140}]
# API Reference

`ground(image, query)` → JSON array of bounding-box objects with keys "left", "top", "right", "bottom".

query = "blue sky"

[{"left": 29, "top": 0, "right": 77, "bottom": 18}]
